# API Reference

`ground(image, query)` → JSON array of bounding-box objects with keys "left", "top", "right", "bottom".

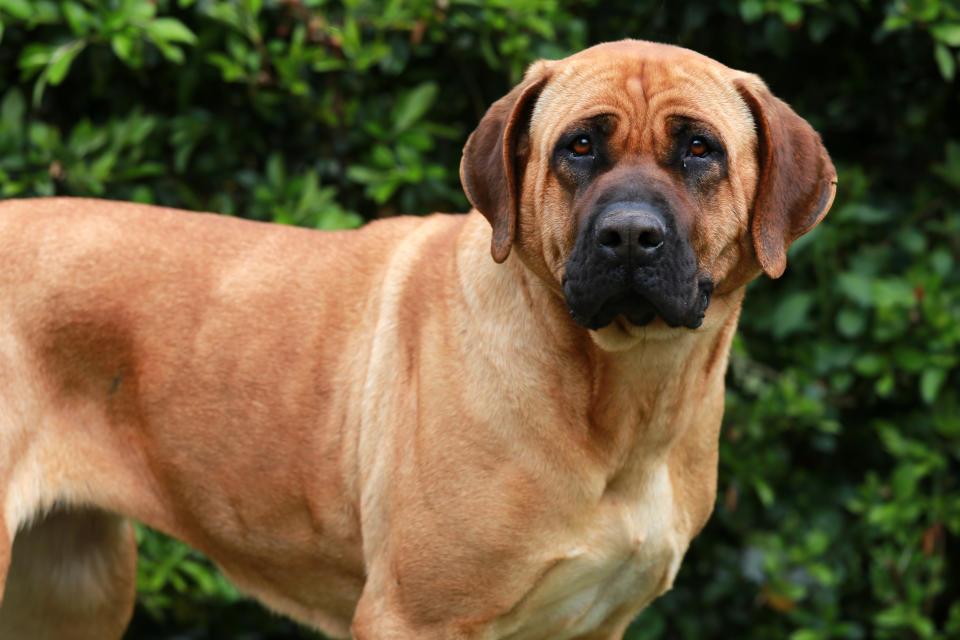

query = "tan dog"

[{"left": 0, "top": 40, "right": 834, "bottom": 639}]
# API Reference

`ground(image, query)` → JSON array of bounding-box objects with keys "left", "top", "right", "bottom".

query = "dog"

[{"left": 0, "top": 40, "right": 835, "bottom": 639}]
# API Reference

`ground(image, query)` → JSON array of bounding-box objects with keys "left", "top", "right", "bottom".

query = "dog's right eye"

[
  {"left": 553, "top": 129, "right": 605, "bottom": 189},
  {"left": 688, "top": 138, "right": 708, "bottom": 157}
]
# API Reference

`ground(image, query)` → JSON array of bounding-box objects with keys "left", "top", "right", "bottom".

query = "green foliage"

[
  {"left": 134, "top": 523, "right": 239, "bottom": 621},
  {"left": 0, "top": 1, "right": 958, "bottom": 639}
]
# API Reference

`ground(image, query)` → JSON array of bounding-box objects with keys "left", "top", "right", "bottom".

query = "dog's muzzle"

[{"left": 562, "top": 201, "right": 714, "bottom": 331}]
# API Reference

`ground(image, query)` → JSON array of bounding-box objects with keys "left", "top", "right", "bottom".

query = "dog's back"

[{"left": 0, "top": 197, "right": 460, "bottom": 638}]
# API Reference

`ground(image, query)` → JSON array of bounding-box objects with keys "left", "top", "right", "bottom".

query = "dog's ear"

[
  {"left": 736, "top": 76, "right": 837, "bottom": 278},
  {"left": 460, "top": 63, "right": 551, "bottom": 263}
]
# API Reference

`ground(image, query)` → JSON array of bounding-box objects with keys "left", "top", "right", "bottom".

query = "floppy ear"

[
  {"left": 460, "top": 65, "right": 551, "bottom": 263},
  {"left": 736, "top": 76, "right": 837, "bottom": 278}
]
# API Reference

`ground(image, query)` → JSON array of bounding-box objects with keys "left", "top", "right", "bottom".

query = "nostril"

[
  {"left": 598, "top": 227, "right": 623, "bottom": 249},
  {"left": 637, "top": 229, "right": 663, "bottom": 249},
  {"left": 596, "top": 209, "right": 666, "bottom": 260}
]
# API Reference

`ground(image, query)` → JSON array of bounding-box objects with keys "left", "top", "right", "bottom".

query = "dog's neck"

[{"left": 456, "top": 212, "right": 746, "bottom": 476}]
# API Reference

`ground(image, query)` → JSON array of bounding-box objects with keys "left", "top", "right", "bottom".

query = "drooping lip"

[
  {"left": 566, "top": 291, "right": 656, "bottom": 330},
  {"left": 563, "top": 276, "right": 714, "bottom": 331}
]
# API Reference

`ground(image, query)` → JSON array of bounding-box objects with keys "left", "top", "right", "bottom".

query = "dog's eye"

[
  {"left": 571, "top": 136, "right": 592, "bottom": 156},
  {"left": 688, "top": 138, "right": 708, "bottom": 157}
]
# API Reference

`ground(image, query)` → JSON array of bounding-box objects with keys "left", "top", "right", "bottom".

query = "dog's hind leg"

[
  {"left": 0, "top": 524, "right": 8, "bottom": 608},
  {"left": 0, "top": 508, "right": 137, "bottom": 640}
]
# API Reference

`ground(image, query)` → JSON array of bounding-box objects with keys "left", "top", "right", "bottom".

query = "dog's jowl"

[{"left": 0, "top": 40, "right": 834, "bottom": 639}]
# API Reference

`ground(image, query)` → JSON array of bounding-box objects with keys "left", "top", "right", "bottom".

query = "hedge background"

[{"left": 1, "top": 0, "right": 958, "bottom": 638}]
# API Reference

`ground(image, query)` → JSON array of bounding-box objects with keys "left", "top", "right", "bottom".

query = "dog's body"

[{"left": 0, "top": 41, "right": 834, "bottom": 639}]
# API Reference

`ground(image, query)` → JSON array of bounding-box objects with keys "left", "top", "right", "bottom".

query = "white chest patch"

[{"left": 489, "top": 464, "right": 688, "bottom": 639}]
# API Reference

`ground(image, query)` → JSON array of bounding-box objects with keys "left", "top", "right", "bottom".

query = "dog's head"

[{"left": 461, "top": 40, "right": 836, "bottom": 336}]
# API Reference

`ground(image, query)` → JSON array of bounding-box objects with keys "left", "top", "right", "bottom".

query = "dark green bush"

[{"left": 1, "top": 1, "right": 958, "bottom": 638}]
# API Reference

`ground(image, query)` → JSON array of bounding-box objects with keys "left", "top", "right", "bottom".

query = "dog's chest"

[{"left": 489, "top": 464, "right": 687, "bottom": 639}]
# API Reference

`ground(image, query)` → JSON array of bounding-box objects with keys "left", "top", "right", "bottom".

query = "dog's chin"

[{"left": 585, "top": 313, "right": 661, "bottom": 352}]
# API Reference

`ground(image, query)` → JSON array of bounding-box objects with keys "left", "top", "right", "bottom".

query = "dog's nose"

[{"left": 596, "top": 210, "right": 665, "bottom": 263}]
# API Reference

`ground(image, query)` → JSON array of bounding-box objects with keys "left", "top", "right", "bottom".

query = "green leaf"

[
  {"left": 771, "top": 291, "right": 814, "bottom": 339},
  {"left": 836, "top": 307, "right": 866, "bottom": 338},
  {"left": 392, "top": 82, "right": 438, "bottom": 133},
  {"left": 31, "top": 78, "right": 46, "bottom": 107},
  {"left": 341, "top": 15, "right": 361, "bottom": 53},
  {"left": 18, "top": 43, "right": 54, "bottom": 74},
  {"left": 837, "top": 271, "right": 873, "bottom": 307},
  {"left": 854, "top": 353, "right": 887, "bottom": 377},
  {"left": 28, "top": 120, "right": 60, "bottom": 148},
  {"left": 878, "top": 423, "right": 931, "bottom": 460},
  {"left": 68, "top": 119, "right": 108, "bottom": 155},
  {"left": 753, "top": 478, "right": 774, "bottom": 506},
  {"left": 266, "top": 153, "right": 284, "bottom": 186},
  {"left": 0, "top": 0, "right": 31, "bottom": 20},
  {"left": 836, "top": 202, "right": 893, "bottom": 224},
  {"left": 875, "top": 374, "right": 894, "bottom": 397},
  {"left": 61, "top": 1, "right": 92, "bottom": 35},
  {"left": 898, "top": 228, "right": 926, "bottom": 254},
  {"left": 202, "top": 2, "right": 242, "bottom": 32},
  {"left": 1, "top": 88, "right": 25, "bottom": 131},
  {"left": 891, "top": 463, "right": 921, "bottom": 498},
  {"left": 930, "top": 248, "right": 954, "bottom": 275},
  {"left": 151, "top": 38, "right": 185, "bottom": 64},
  {"left": 115, "top": 112, "right": 157, "bottom": 146},
  {"left": 778, "top": 1, "right": 802, "bottom": 26},
  {"left": 805, "top": 529, "right": 830, "bottom": 555},
  {"left": 129, "top": 185, "right": 153, "bottom": 204},
  {"left": 145, "top": 17, "right": 198, "bottom": 44},
  {"left": 243, "top": 0, "right": 264, "bottom": 18},
  {"left": 312, "top": 57, "right": 345, "bottom": 73},
  {"left": 293, "top": 170, "right": 320, "bottom": 220},
  {"left": 31, "top": 1, "right": 61, "bottom": 25},
  {"left": 111, "top": 33, "right": 138, "bottom": 67},
  {"left": 806, "top": 563, "right": 836, "bottom": 587},
  {"left": 882, "top": 14, "right": 911, "bottom": 33},
  {"left": 371, "top": 144, "right": 394, "bottom": 167},
  {"left": 316, "top": 208, "right": 362, "bottom": 231},
  {"left": 45, "top": 39, "right": 86, "bottom": 86},
  {"left": 370, "top": 180, "right": 396, "bottom": 204},
  {"left": 931, "top": 23, "right": 960, "bottom": 47},
  {"left": 739, "top": 0, "right": 764, "bottom": 23},
  {"left": 935, "top": 41, "right": 956, "bottom": 80},
  {"left": 88, "top": 151, "right": 116, "bottom": 182},
  {"left": 920, "top": 368, "right": 947, "bottom": 404},
  {"left": 345, "top": 165, "right": 384, "bottom": 184},
  {"left": 118, "top": 0, "right": 155, "bottom": 22},
  {"left": 893, "top": 347, "right": 928, "bottom": 373},
  {"left": 205, "top": 52, "right": 246, "bottom": 81},
  {"left": 872, "top": 279, "right": 914, "bottom": 309}
]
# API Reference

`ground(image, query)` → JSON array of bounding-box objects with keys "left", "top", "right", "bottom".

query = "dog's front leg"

[{"left": 351, "top": 577, "right": 473, "bottom": 640}]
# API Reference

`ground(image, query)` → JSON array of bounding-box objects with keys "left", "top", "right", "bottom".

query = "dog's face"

[{"left": 461, "top": 40, "right": 836, "bottom": 337}]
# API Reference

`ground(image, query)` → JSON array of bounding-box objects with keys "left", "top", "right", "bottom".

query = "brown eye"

[
  {"left": 689, "top": 138, "right": 708, "bottom": 157},
  {"left": 572, "top": 136, "right": 592, "bottom": 155}
]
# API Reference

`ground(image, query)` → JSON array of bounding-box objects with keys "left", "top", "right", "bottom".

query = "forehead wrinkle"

[
  {"left": 645, "top": 70, "right": 753, "bottom": 157},
  {"left": 532, "top": 65, "right": 621, "bottom": 126},
  {"left": 530, "top": 64, "right": 631, "bottom": 159},
  {"left": 530, "top": 52, "right": 756, "bottom": 170},
  {"left": 655, "top": 66, "right": 745, "bottom": 123}
]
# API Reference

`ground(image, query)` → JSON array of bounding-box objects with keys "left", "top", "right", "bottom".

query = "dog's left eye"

[{"left": 571, "top": 136, "right": 592, "bottom": 156}]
